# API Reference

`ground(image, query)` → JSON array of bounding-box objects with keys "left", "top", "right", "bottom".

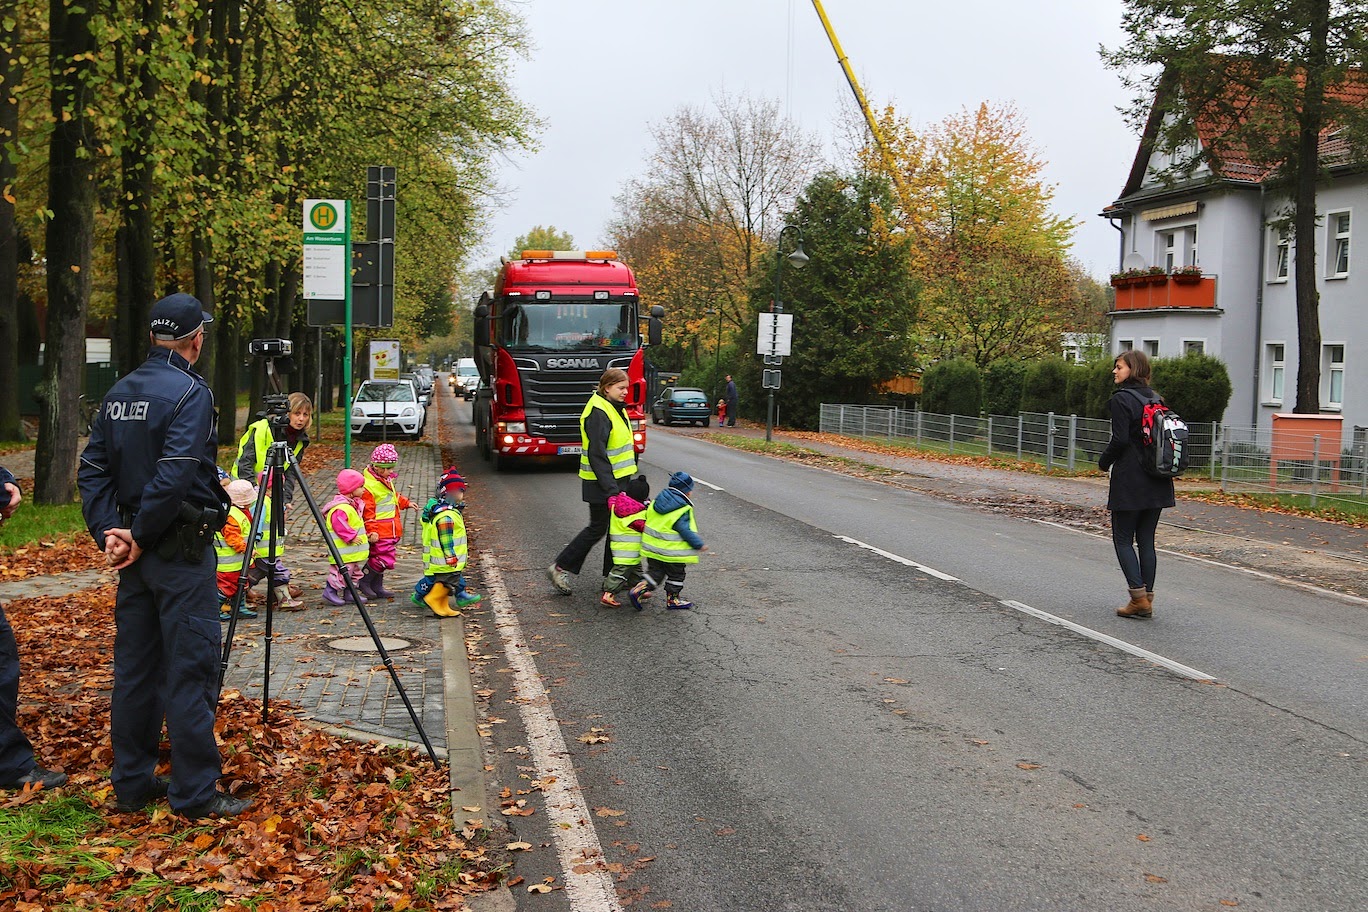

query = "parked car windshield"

[
  {"left": 357, "top": 382, "right": 416, "bottom": 403},
  {"left": 499, "top": 303, "right": 637, "bottom": 352},
  {"left": 672, "top": 390, "right": 708, "bottom": 404}
]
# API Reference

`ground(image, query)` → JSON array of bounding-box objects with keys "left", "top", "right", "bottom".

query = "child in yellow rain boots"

[{"left": 412, "top": 468, "right": 482, "bottom": 617}]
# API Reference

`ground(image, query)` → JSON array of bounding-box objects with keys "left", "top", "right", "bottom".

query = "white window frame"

[
  {"left": 1327, "top": 210, "right": 1350, "bottom": 278},
  {"left": 1322, "top": 342, "right": 1345, "bottom": 410},
  {"left": 1162, "top": 232, "right": 1177, "bottom": 272},
  {"left": 1117, "top": 339, "right": 1134, "bottom": 353},
  {"left": 1187, "top": 226, "right": 1199, "bottom": 267},
  {"left": 1142, "top": 339, "right": 1160, "bottom": 357},
  {"left": 1181, "top": 339, "right": 1206, "bottom": 356},
  {"left": 1265, "top": 342, "right": 1286, "bottom": 406},
  {"left": 1270, "top": 226, "right": 1291, "bottom": 282}
]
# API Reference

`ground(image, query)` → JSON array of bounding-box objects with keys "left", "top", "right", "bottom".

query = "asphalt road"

[{"left": 451, "top": 403, "right": 1367, "bottom": 912}]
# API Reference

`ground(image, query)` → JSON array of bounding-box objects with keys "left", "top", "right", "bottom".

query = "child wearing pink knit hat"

[
  {"left": 356, "top": 443, "right": 415, "bottom": 600},
  {"left": 321, "top": 469, "right": 376, "bottom": 606}
]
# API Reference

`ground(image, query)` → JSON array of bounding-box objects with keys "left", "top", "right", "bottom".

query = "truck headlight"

[{"left": 498, "top": 421, "right": 526, "bottom": 434}]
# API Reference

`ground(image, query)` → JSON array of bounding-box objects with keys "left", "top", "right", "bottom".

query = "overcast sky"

[{"left": 482, "top": 0, "right": 1140, "bottom": 280}]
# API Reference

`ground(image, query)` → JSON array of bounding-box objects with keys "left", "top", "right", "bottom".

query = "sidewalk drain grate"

[{"left": 328, "top": 636, "right": 412, "bottom": 653}]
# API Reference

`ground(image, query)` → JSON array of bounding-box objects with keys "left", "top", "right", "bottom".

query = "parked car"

[
  {"left": 350, "top": 379, "right": 426, "bottom": 440},
  {"left": 651, "top": 387, "right": 712, "bottom": 427},
  {"left": 454, "top": 358, "right": 479, "bottom": 400},
  {"left": 412, "top": 364, "right": 435, "bottom": 395}
]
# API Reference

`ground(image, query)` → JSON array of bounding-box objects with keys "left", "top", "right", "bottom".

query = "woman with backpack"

[{"left": 1098, "top": 349, "right": 1175, "bottom": 619}]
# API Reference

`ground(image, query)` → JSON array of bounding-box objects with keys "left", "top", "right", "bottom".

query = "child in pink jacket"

[{"left": 322, "top": 469, "right": 377, "bottom": 606}]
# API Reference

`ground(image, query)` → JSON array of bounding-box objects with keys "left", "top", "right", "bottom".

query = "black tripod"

[{"left": 216, "top": 436, "right": 439, "bottom": 766}]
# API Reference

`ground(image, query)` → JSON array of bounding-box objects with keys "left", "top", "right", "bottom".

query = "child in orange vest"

[{"left": 357, "top": 443, "right": 415, "bottom": 599}]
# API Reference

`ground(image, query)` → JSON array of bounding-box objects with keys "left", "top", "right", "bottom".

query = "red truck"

[{"left": 472, "top": 250, "right": 663, "bottom": 470}]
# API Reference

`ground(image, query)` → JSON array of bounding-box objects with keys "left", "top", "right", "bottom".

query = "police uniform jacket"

[
  {"left": 78, "top": 347, "right": 228, "bottom": 551},
  {"left": 1098, "top": 378, "right": 1176, "bottom": 513}
]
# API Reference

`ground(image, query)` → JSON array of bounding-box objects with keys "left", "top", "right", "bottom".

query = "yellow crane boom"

[{"left": 808, "top": 0, "right": 910, "bottom": 204}]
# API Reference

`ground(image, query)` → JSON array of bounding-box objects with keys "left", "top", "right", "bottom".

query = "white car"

[
  {"left": 350, "top": 379, "right": 427, "bottom": 440},
  {"left": 454, "top": 358, "right": 479, "bottom": 400}
]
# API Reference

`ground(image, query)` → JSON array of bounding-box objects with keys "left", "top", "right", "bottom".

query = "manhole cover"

[{"left": 329, "top": 636, "right": 412, "bottom": 652}]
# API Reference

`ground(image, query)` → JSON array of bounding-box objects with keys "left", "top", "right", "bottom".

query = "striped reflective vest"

[
  {"left": 422, "top": 504, "right": 467, "bottom": 576},
  {"left": 234, "top": 418, "right": 304, "bottom": 481},
  {"left": 363, "top": 469, "right": 404, "bottom": 539},
  {"left": 641, "top": 501, "right": 700, "bottom": 564},
  {"left": 251, "top": 492, "right": 283, "bottom": 560},
  {"left": 324, "top": 500, "right": 369, "bottom": 565},
  {"left": 608, "top": 510, "right": 644, "bottom": 567},
  {"left": 578, "top": 394, "right": 636, "bottom": 481},
  {"left": 214, "top": 505, "right": 251, "bottom": 574}
]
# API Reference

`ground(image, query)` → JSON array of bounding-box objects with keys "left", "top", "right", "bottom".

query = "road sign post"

[{"left": 303, "top": 198, "right": 353, "bottom": 464}]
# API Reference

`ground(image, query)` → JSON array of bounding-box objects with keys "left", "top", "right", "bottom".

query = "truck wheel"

[
  {"left": 491, "top": 445, "right": 503, "bottom": 472},
  {"left": 478, "top": 421, "right": 490, "bottom": 460}
]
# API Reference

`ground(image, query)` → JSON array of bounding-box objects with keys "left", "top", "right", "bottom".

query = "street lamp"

[{"left": 766, "top": 225, "right": 809, "bottom": 443}]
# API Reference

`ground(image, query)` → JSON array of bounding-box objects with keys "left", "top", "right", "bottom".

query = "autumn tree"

[
  {"left": 1104, "top": 0, "right": 1368, "bottom": 413},
  {"left": 869, "top": 103, "right": 1079, "bottom": 367},
  {"left": 608, "top": 92, "right": 822, "bottom": 386},
  {"left": 510, "top": 225, "right": 574, "bottom": 255},
  {"left": 734, "top": 171, "right": 917, "bottom": 430}
]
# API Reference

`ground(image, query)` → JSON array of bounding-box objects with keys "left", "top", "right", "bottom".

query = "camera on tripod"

[{"left": 249, "top": 338, "right": 292, "bottom": 357}]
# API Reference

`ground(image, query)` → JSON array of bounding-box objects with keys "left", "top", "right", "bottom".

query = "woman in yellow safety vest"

[
  {"left": 233, "top": 392, "right": 312, "bottom": 505},
  {"left": 547, "top": 368, "right": 638, "bottom": 595}
]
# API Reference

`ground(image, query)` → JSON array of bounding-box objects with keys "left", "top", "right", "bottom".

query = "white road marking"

[
  {"left": 835, "top": 535, "right": 1216, "bottom": 682},
  {"left": 836, "top": 535, "right": 961, "bottom": 581},
  {"left": 1000, "top": 599, "right": 1217, "bottom": 681},
  {"left": 693, "top": 477, "right": 724, "bottom": 491},
  {"left": 1028, "top": 518, "right": 1368, "bottom": 608},
  {"left": 483, "top": 561, "right": 624, "bottom": 911}
]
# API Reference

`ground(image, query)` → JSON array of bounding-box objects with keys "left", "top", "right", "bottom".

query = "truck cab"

[{"left": 472, "top": 251, "right": 663, "bottom": 469}]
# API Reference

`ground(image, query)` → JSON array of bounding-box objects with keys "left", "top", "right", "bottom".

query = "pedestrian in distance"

[
  {"left": 716, "top": 399, "right": 728, "bottom": 426},
  {"left": 1098, "top": 349, "right": 1176, "bottom": 619},
  {"left": 629, "top": 471, "right": 706, "bottom": 611},
  {"left": 547, "top": 368, "right": 638, "bottom": 595},
  {"left": 600, "top": 475, "right": 650, "bottom": 608},
  {"left": 0, "top": 470, "right": 69, "bottom": 792},
  {"left": 321, "top": 469, "right": 375, "bottom": 606},
  {"left": 725, "top": 375, "right": 738, "bottom": 427},
  {"left": 357, "top": 443, "right": 416, "bottom": 600},
  {"left": 214, "top": 479, "right": 260, "bottom": 621},
  {"left": 77, "top": 292, "right": 250, "bottom": 819},
  {"left": 413, "top": 467, "right": 482, "bottom": 617}
]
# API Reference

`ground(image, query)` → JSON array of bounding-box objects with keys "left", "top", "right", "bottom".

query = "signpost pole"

[{"left": 342, "top": 200, "right": 353, "bottom": 467}]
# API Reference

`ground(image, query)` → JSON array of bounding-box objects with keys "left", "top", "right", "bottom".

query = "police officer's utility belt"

[{"left": 152, "top": 502, "right": 225, "bottom": 564}]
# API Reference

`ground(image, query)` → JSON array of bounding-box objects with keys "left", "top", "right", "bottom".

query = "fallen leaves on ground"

[
  {"left": 0, "top": 535, "right": 105, "bottom": 579},
  {"left": 1, "top": 581, "right": 509, "bottom": 909}
]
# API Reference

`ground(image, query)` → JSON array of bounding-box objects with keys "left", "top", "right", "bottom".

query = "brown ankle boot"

[
  {"left": 1146, "top": 590, "right": 1155, "bottom": 612},
  {"left": 1117, "top": 586, "right": 1152, "bottom": 619}
]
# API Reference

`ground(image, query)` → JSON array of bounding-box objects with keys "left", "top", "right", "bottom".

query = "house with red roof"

[{"left": 1101, "top": 65, "right": 1367, "bottom": 439}]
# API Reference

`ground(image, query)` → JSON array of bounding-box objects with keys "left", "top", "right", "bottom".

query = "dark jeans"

[
  {"left": 1111, "top": 508, "right": 1162, "bottom": 591},
  {"left": 726, "top": 401, "right": 737, "bottom": 427},
  {"left": 644, "top": 558, "right": 688, "bottom": 596},
  {"left": 0, "top": 604, "right": 36, "bottom": 782},
  {"left": 555, "top": 502, "right": 613, "bottom": 577}
]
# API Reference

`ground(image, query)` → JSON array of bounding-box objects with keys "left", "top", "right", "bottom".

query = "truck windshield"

[{"left": 499, "top": 303, "right": 637, "bottom": 352}]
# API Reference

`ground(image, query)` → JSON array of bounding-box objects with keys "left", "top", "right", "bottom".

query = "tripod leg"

[{"left": 284, "top": 450, "right": 441, "bottom": 766}]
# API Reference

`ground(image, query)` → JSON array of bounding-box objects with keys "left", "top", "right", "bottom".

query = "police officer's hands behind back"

[{"left": 104, "top": 528, "right": 142, "bottom": 570}]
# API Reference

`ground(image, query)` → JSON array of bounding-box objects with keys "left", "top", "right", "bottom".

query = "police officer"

[
  {"left": 0, "top": 473, "right": 69, "bottom": 791},
  {"left": 78, "top": 293, "right": 251, "bottom": 820}
]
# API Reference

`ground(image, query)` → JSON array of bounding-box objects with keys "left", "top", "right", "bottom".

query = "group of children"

[
  {"left": 600, "top": 470, "right": 706, "bottom": 611},
  {"left": 213, "top": 441, "right": 482, "bottom": 620}
]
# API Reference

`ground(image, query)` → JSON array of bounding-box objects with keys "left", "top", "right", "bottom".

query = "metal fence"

[{"left": 819, "top": 403, "right": 1366, "bottom": 508}]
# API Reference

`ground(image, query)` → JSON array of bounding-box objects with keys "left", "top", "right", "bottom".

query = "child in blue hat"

[{"left": 629, "top": 471, "right": 706, "bottom": 610}]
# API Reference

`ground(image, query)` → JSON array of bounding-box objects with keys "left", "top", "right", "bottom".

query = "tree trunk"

[
  {"left": 1292, "top": 0, "right": 1330, "bottom": 415},
  {"left": 37, "top": 0, "right": 99, "bottom": 504},
  {"left": 0, "top": 9, "right": 23, "bottom": 441},
  {"left": 113, "top": 0, "right": 161, "bottom": 376}
]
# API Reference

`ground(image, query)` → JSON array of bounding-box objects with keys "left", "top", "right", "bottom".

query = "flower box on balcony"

[{"left": 1171, "top": 268, "right": 1204, "bottom": 285}]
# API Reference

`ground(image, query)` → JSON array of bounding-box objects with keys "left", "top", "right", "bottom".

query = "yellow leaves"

[
  {"left": 1136, "top": 833, "right": 1151, "bottom": 842},
  {"left": 507, "top": 841, "right": 533, "bottom": 851},
  {"left": 577, "top": 727, "right": 611, "bottom": 744},
  {"left": 1016, "top": 762, "right": 1041, "bottom": 770},
  {"left": 593, "top": 807, "right": 625, "bottom": 817}
]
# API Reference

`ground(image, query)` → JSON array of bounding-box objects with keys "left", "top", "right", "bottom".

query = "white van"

[{"left": 454, "top": 358, "right": 479, "bottom": 400}]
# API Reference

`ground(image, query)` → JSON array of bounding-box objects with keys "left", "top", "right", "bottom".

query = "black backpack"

[{"left": 1124, "top": 389, "right": 1190, "bottom": 478}]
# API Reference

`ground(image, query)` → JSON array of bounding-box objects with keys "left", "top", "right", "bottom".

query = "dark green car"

[{"left": 651, "top": 387, "right": 712, "bottom": 427}]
